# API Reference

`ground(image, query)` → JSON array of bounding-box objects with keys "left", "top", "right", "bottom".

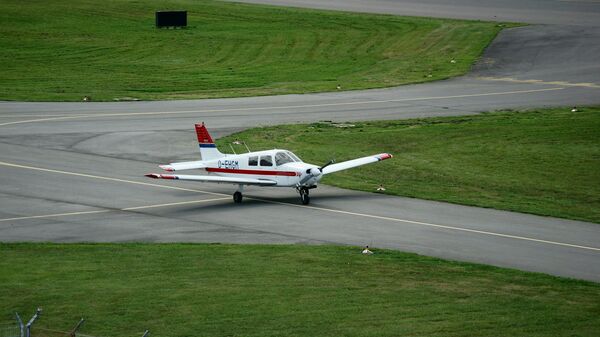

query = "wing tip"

[
  {"left": 159, "top": 165, "right": 174, "bottom": 172},
  {"left": 145, "top": 173, "right": 177, "bottom": 180},
  {"left": 377, "top": 153, "right": 393, "bottom": 161}
]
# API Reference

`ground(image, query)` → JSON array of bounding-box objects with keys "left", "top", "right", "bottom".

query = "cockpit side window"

[
  {"left": 248, "top": 156, "right": 258, "bottom": 166},
  {"left": 259, "top": 155, "right": 273, "bottom": 166},
  {"left": 275, "top": 152, "right": 294, "bottom": 166}
]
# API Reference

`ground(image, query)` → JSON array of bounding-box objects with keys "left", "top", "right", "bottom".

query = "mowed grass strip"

[
  {"left": 1, "top": 244, "right": 599, "bottom": 337},
  {"left": 217, "top": 107, "right": 600, "bottom": 223},
  {"left": 0, "top": 0, "right": 504, "bottom": 101}
]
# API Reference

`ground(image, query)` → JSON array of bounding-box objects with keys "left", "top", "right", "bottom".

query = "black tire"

[{"left": 233, "top": 191, "right": 243, "bottom": 203}]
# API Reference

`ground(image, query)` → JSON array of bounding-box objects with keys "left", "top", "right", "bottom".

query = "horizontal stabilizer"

[
  {"left": 145, "top": 173, "right": 277, "bottom": 186},
  {"left": 322, "top": 153, "right": 392, "bottom": 175},
  {"left": 159, "top": 161, "right": 207, "bottom": 172}
]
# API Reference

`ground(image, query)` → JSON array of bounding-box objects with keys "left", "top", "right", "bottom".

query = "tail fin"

[{"left": 195, "top": 123, "right": 224, "bottom": 160}]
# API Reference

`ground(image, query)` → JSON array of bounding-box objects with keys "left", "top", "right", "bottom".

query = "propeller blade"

[{"left": 320, "top": 159, "right": 335, "bottom": 171}]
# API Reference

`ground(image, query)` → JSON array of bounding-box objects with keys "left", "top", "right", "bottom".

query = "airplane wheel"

[
  {"left": 233, "top": 191, "right": 243, "bottom": 203},
  {"left": 300, "top": 188, "right": 310, "bottom": 205}
]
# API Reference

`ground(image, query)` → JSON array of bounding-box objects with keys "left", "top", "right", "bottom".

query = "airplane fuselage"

[{"left": 201, "top": 149, "right": 322, "bottom": 187}]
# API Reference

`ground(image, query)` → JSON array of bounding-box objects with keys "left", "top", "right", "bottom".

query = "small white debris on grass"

[
  {"left": 376, "top": 184, "right": 386, "bottom": 191},
  {"left": 571, "top": 106, "right": 578, "bottom": 112},
  {"left": 362, "top": 246, "right": 373, "bottom": 255},
  {"left": 450, "top": 59, "right": 456, "bottom": 64}
]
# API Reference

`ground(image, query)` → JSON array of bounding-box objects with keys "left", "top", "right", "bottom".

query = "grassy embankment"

[
  {"left": 1, "top": 244, "right": 599, "bottom": 337},
  {"left": 0, "top": 0, "right": 505, "bottom": 101},
  {"left": 217, "top": 107, "right": 600, "bottom": 223}
]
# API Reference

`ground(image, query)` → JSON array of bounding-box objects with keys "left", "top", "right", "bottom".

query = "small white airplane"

[{"left": 145, "top": 123, "right": 392, "bottom": 205}]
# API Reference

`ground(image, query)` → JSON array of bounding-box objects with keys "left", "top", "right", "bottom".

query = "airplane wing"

[
  {"left": 145, "top": 173, "right": 277, "bottom": 186},
  {"left": 322, "top": 153, "right": 392, "bottom": 175},
  {"left": 159, "top": 161, "right": 207, "bottom": 172}
]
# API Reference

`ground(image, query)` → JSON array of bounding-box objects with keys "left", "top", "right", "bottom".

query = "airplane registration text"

[{"left": 218, "top": 159, "right": 239, "bottom": 170}]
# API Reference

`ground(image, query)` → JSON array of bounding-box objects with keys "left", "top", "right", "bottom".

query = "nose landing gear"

[{"left": 298, "top": 187, "right": 310, "bottom": 205}]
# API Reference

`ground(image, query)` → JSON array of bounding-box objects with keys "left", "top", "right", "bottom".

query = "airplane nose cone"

[{"left": 306, "top": 167, "right": 322, "bottom": 176}]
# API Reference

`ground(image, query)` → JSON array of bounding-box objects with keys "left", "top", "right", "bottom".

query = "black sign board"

[{"left": 156, "top": 11, "right": 187, "bottom": 28}]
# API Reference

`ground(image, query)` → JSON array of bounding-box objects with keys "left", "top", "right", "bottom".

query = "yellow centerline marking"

[
  {"left": 0, "top": 160, "right": 227, "bottom": 196},
  {"left": 0, "top": 87, "right": 564, "bottom": 127},
  {"left": 0, "top": 198, "right": 230, "bottom": 222},
  {"left": 0, "top": 113, "right": 91, "bottom": 118},
  {"left": 477, "top": 76, "right": 600, "bottom": 89},
  {"left": 1, "top": 160, "right": 598, "bottom": 253},
  {"left": 0, "top": 210, "right": 110, "bottom": 222},
  {"left": 121, "top": 198, "right": 230, "bottom": 211}
]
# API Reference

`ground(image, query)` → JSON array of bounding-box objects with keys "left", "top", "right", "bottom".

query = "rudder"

[{"left": 195, "top": 122, "right": 224, "bottom": 160}]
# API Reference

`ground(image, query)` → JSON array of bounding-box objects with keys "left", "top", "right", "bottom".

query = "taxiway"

[{"left": 1, "top": 0, "right": 599, "bottom": 281}]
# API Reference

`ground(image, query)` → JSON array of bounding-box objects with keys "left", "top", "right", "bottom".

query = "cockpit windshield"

[
  {"left": 286, "top": 151, "right": 301, "bottom": 162},
  {"left": 275, "top": 152, "right": 295, "bottom": 166}
]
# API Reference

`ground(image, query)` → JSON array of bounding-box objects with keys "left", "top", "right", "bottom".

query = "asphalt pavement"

[
  {"left": 1, "top": 0, "right": 599, "bottom": 282},
  {"left": 232, "top": 0, "right": 600, "bottom": 26}
]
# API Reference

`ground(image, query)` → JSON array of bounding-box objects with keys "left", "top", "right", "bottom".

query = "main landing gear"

[{"left": 233, "top": 185, "right": 244, "bottom": 203}]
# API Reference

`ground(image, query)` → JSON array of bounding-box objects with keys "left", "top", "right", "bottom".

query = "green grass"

[
  {"left": 0, "top": 0, "right": 505, "bottom": 101},
  {"left": 217, "top": 107, "right": 600, "bottom": 223},
  {"left": 1, "top": 243, "right": 599, "bottom": 337}
]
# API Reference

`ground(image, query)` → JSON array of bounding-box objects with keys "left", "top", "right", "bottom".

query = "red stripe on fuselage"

[{"left": 206, "top": 168, "right": 299, "bottom": 176}]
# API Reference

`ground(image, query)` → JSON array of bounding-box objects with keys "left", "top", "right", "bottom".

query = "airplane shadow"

[{"left": 149, "top": 190, "right": 382, "bottom": 216}]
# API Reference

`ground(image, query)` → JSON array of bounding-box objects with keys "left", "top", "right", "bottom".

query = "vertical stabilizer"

[{"left": 195, "top": 123, "right": 224, "bottom": 160}]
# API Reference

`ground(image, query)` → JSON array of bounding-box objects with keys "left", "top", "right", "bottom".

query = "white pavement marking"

[
  {"left": 1, "top": 160, "right": 598, "bottom": 253},
  {"left": 0, "top": 87, "right": 564, "bottom": 127},
  {"left": 0, "top": 198, "right": 230, "bottom": 222},
  {"left": 265, "top": 200, "right": 600, "bottom": 252}
]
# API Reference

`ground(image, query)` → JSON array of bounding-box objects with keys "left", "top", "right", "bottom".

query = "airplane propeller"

[{"left": 300, "top": 159, "right": 335, "bottom": 185}]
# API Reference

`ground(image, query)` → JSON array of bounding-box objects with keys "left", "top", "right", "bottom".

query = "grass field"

[
  {"left": 1, "top": 244, "right": 599, "bottom": 337},
  {"left": 0, "top": 0, "right": 504, "bottom": 101},
  {"left": 217, "top": 107, "right": 600, "bottom": 223}
]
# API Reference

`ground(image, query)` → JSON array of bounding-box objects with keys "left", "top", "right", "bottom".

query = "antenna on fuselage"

[
  {"left": 229, "top": 143, "right": 237, "bottom": 155},
  {"left": 231, "top": 140, "right": 251, "bottom": 153}
]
